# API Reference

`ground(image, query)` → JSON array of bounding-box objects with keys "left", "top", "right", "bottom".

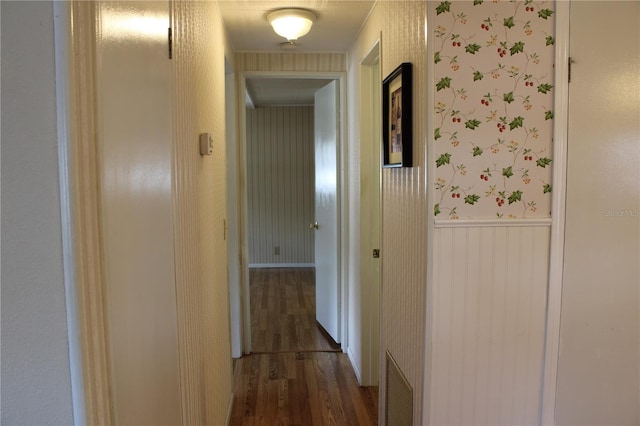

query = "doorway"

[{"left": 232, "top": 72, "right": 346, "bottom": 354}]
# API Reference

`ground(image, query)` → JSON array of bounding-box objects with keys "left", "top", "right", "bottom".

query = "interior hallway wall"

[
  {"left": 427, "top": 1, "right": 555, "bottom": 424},
  {"left": 172, "top": 0, "right": 235, "bottom": 423},
  {"left": 235, "top": 52, "right": 345, "bottom": 74},
  {"left": 1, "top": 2, "right": 75, "bottom": 424},
  {"left": 246, "top": 106, "right": 315, "bottom": 266},
  {"left": 348, "top": 2, "right": 429, "bottom": 423}
]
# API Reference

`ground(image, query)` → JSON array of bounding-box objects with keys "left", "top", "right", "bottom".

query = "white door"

[
  {"left": 96, "top": 1, "right": 181, "bottom": 424},
  {"left": 313, "top": 80, "right": 341, "bottom": 343},
  {"left": 555, "top": 2, "right": 640, "bottom": 425}
]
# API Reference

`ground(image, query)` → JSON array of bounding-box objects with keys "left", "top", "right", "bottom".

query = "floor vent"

[{"left": 385, "top": 351, "right": 413, "bottom": 426}]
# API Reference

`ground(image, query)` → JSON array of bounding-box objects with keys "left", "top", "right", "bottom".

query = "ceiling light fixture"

[{"left": 267, "top": 8, "right": 316, "bottom": 42}]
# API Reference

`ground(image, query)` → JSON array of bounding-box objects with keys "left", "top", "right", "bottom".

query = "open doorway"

[
  {"left": 233, "top": 73, "right": 345, "bottom": 354},
  {"left": 239, "top": 75, "right": 343, "bottom": 354}
]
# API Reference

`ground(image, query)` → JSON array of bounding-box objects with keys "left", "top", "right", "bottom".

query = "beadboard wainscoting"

[{"left": 430, "top": 222, "right": 550, "bottom": 426}]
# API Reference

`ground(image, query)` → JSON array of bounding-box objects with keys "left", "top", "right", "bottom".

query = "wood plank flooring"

[
  {"left": 249, "top": 267, "right": 341, "bottom": 353},
  {"left": 230, "top": 268, "right": 378, "bottom": 426}
]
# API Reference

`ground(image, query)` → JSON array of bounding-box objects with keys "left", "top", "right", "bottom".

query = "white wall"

[
  {"left": 0, "top": 1, "right": 75, "bottom": 424},
  {"left": 172, "top": 1, "right": 234, "bottom": 423},
  {"left": 246, "top": 106, "right": 315, "bottom": 266},
  {"left": 556, "top": 2, "right": 640, "bottom": 424}
]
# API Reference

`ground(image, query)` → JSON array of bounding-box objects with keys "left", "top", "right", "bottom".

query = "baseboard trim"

[
  {"left": 225, "top": 391, "right": 234, "bottom": 426},
  {"left": 347, "top": 347, "right": 363, "bottom": 385},
  {"left": 249, "top": 263, "right": 315, "bottom": 268}
]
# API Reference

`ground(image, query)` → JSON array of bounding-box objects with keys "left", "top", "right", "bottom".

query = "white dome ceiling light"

[{"left": 267, "top": 9, "right": 316, "bottom": 43}]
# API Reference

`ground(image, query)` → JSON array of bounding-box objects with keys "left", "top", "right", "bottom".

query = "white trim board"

[
  {"left": 434, "top": 218, "right": 552, "bottom": 228},
  {"left": 248, "top": 263, "right": 315, "bottom": 268},
  {"left": 53, "top": 2, "right": 112, "bottom": 423},
  {"left": 540, "top": 2, "right": 570, "bottom": 424}
]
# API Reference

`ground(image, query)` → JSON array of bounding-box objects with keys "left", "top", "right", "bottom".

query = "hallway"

[{"left": 229, "top": 268, "right": 378, "bottom": 425}]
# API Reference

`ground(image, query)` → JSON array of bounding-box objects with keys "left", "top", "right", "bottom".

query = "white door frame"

[
  {"left": 225, "top": 58, "right": 242, "bottom": 359},
  {"left": 540, "top": 2, "right": 569, "bottom": 424},
  {"left": 235, "top": 71, "right": 349, "bottom": 355},
  {"left": 53, "top": 2, "right": 112, "bottom": 423},
  {"left": 358, "top": 39, "right": 382, "bottom": 386}
]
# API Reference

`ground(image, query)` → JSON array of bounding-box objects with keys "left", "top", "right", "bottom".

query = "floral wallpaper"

[{"left": 433, "top": 0, "right": 555, "bottom": 220}]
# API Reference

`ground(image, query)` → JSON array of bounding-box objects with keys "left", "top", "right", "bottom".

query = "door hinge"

[
  {"left": 568, "top": 57, "right": 573, "bottom": 83},
  {"left": 168, "top": 27, "right": 173, "bottom": 59},
  {"left": 373, "top": 249, "right": 380, "bottom": 258}
]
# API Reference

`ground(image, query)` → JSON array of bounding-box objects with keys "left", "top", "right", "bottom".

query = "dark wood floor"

[
  {"left": 249, "top": 267, "right": 341, "bottom": 353},
  {"left": 230, "top": 268, "right": 378, "bottom": 426}
]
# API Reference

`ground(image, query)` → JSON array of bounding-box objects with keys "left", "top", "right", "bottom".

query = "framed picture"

[{"left": 382, "top": 62, "right": 413, "bottom": 168}]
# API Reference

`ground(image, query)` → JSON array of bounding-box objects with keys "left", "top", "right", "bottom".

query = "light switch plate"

[{"left": 199, "top": 133, "right": 213, "bottom": 156}]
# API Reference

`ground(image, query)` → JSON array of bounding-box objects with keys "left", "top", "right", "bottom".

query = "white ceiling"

[
  {"left": 246, "top": 77, "right": 333, "bottom": 107},
  {"left": 218, "top": 1, "right": 376, "bottom": 53},
  {"left": 218, "top": 1, "right": 376, "bottom": 106}
]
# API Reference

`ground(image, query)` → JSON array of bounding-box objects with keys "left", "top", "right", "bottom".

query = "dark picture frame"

[{"left": 382, "top": 62, "right": 413, "bottom": 168}]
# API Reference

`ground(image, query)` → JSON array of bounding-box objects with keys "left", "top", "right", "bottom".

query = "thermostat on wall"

[{"left": 199, "top": 133, "right": 213, "bottom": 156}]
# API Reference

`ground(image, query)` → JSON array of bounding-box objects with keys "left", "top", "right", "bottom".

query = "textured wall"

[
  {"left": 246, "top": 107, "right": 315, "bottom": 266},
  {"left": 431, "top": 225, "right": 549, "bottom": 425},
  {"left": 380, "top": 3, "right": 429, "bottom": 424},
  {"left": 0, "top": 2, "right": 75, "bottom": 424},
  {"left": 236, "top": 52, "right": 345, "bottom": 73},
  {"left": 172, "top": 1, "right": 234, "bottom": 423},
  {"left": 348, "top": 2, "right": 428, "bottom": 423},
  {"left": 433, "top": 0, "right": 554, "bottom": 220}
]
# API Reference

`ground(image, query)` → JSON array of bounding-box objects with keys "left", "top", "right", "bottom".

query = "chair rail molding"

[{"left": 434, "top": 218, "right": 552, "bottom": 228}]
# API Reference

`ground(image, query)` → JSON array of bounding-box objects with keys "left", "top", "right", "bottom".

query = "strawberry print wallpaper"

[{"left": 433, "top": 0, "right": 554, "bottom": 220}]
